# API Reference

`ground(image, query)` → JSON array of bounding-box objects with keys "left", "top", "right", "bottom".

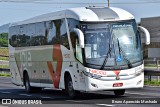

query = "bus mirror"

[
  {"left": 72, "top": 28, "right": 84, "bottom": 48},
  {"left": 138, "top": 26, "right": 150, "bottom": 45}
]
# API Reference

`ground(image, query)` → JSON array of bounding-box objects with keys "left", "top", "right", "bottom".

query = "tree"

[{"left": 0, "top": 33, "right": 8, "bottom": 47}]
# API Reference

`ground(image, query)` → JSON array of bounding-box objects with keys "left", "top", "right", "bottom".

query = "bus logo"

[
  {"left": 116, "top": 76, "right": 120, "bottom": 80},
  {"left": 89, "top": 69, "right": 107, "bottom": 76},
  {"left": 114, "top": 70, "right": 120, "bottom": 80}
]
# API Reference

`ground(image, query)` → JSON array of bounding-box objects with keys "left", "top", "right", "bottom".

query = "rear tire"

[
  {"left": 32, "top": 87, "right": 42, "bottom": 92},
  {"left": 24, "top": 73, "right": 32, "bottom": 93},
  {"left": 114, "top": 89, "right": 125, "bottom": 96},
  {"left": 24, "top": 73, "right": 42, "bottom": 93},
  {"left": 65, "top": 75, "right": 79, "bottom": 98}
]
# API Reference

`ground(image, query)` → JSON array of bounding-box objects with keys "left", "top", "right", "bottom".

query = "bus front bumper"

[{"left": 84, "top": 73, "right": 144, "bottom": 92}]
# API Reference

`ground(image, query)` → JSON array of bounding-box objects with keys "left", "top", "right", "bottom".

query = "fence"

[
  {"left": 144, "top": 69, "right": 160, "bottom": 82},
  {"left": 0, "top": 68, "right": 10, "bottom": 74},
  {"left": 144, "top": 59, "right": 160, "bottom": 69},
  {"left": 0, "top": 47, "right": 9, "bottom": 74}
]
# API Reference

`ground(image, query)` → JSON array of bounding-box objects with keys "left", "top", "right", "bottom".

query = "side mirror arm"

[
  {"left": 72, "top": 28, "right": 84, "bottom": 48},
  {"left": 138, "top": 26, "right": 150, "bottom": 45}
]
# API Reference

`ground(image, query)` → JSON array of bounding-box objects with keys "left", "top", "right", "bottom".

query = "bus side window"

[
  {"left": 70, "top": 32, "right": 83, "bottom": 63},
  {"left": 45, "top": 19, "right": 70, "bottom": 49}
]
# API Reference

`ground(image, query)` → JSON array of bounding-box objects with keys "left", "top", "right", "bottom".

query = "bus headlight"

[
  {"left": 135, "top": 69, "right": 144, "bottom": 76},
  {"left": 82, "top": 71, "right": 102, "bottom": 79}
]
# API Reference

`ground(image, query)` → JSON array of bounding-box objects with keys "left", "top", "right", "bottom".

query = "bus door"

[{"left": 70, "top": 32, "right": 86, "bottom": 91}]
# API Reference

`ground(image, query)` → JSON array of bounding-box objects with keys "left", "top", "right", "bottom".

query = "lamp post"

[{"left": 108, "top": 0, "right": 110, "bottom": 7}]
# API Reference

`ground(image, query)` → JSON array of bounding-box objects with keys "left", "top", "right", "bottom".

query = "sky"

[{"left": 0, "top": 0, "right": 160, "bottom": 26}]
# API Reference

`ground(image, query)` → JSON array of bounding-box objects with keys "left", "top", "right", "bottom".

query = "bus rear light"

[{"left": 113, "top": 83, "right": 123, "bottom": 87}]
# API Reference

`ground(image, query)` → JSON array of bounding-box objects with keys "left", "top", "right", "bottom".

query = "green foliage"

[
  {"left": 0, "top": 65, "right": 9, "bottom": 69},
  {"left": 144, "top": 79, "right": 160, "bottom": 86},
  {"left": 0, "top": 56, "right": 9, "bottom": 61},
  {"left": 0, "top": 73, "right": 10, "bottom": 77},
  {"left": 0, "top": 33, "right": 8, "bottom": 47}
]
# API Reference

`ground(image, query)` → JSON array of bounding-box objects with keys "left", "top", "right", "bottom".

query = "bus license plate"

[{"left": 113, "top": 83, "right": 123, "bottom": 87}]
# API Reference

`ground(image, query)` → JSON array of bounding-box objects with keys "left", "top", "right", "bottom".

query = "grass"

[
  {"left": 0, "top": 65, "right": 9, "bottom": 69},
  {"left": 144, "top": 64, "right": 159, "bottom": 68},
  {"left": 0, "top": 48, "right": 9, "bottom": 56},
  {"left": 0, "top": 48, "right": 9, "bottom": 62},
  {"left": 0, "top": 56, "right": 9, "bottom": 61},
  {"left": 0, "top": 73, "right": 10, "bottom": 77},
  {"left": 144, "top": 79, "right": 160, "bottom": 86}
]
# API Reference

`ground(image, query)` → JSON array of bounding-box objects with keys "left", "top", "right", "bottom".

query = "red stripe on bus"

[
  {"left": 47, "top": 61, "right": 55, "bottom": 87},
  {"left": 47, "top": 45, "right": 63, "bottom": 89}
]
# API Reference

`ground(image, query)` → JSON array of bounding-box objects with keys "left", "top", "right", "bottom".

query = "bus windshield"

[{"left": 81, "top": 20, "right": 142, "bottom": 70}]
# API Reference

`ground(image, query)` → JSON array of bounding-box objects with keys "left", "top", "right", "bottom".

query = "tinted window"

[
  {"left": 9, "top": 26, "right": 18, "bottom": 47},
  {"left": 70, "top": 32, "right": 83, "bottom": 63},
  {"left": 30, "top": 22, "right": 46, "bottom": 46},
  {"left": 17, "top": 25, "right": 30, "bottom": 47},
  {"left": 67, "top": 18, "right": 80, "bottom": 31},
  {"left": 9, "top": 19, "right": 69, "bottom": 49},
  {"left": 68, "top": 19, "right": 83, "bottom": 63},
  {"left": 46, "top": 19, "right": 69, "bottom": 49},
  {"left": 10, "top": 24, "right": 34, "bottom": 47}
]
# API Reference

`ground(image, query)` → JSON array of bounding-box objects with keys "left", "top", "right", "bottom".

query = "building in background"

[{"left": 141, "top": 17, "right": 160, "bottom": 60}]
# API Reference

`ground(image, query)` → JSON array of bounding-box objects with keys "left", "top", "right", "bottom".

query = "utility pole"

[{"left": 108, "top": 0, "right": 110, "bottom": 7}]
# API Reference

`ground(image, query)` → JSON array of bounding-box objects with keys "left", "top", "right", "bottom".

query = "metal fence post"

[
  {"left": 148, "top": 75, "right": 151, "bottom": 82},
  {"left": 157, "top": 60, "right": 159, "bottom": 69}
]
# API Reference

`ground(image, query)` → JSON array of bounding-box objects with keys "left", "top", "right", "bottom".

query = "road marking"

[
  {"left": 96, "top": 104, "right": 115, "bottom": 107},
  {"left": 125, "top": 92, "right": 159, "bottom": 98},
  {"left": 65, "top": 100, "right": 83, "bottom": 103},
  {"left": 144, "top": 85, "right": 160, "bottom": 88},
  {"left": 19, "top": 94, "right": 32, "bottom": 97},
  {"left": 125, "top": 92, "right": 145, "bottom": 96},
  {"left": 1, "top": 92, "right": 11, "bottom": 94},
  {"left": 126, "top": 92, "right": 160, "bottom": 97},
  {"left": 0, "top": 105, "right": 8, "bottom": 107},
  {"left": 41, "top": 97, "right": 53, "bottom": 99}
]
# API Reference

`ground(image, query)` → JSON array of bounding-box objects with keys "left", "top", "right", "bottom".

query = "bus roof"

[{"left": 11, "top": 7, "right": 134, "bottom": 26}]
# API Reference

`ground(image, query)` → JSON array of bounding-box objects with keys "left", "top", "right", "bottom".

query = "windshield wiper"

[
  {"left": 117, "top": 38, "right": 132, "bottom": 68},
  {"left": 100, "top": 43, "right": 112, "bottom": 70}
]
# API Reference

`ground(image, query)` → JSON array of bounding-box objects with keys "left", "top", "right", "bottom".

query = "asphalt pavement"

[{"left": 0, "top": 77, "right": 160, "bottom": 107}]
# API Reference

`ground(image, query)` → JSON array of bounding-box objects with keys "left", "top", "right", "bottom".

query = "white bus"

[{"left": 9, "top": 7, "right": 150, "bottom": 97}]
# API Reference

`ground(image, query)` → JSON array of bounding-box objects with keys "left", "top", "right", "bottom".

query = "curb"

[{"left": 144, "top": 85, "right": 160, "bottom": 88}]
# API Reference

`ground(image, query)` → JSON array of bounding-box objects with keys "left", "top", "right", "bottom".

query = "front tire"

[
  {"left": 65, "top": 75, "right": 79, "bottom": 98},
  {"left": 114, "top": 89, "right": 125, "bottom": 96}
]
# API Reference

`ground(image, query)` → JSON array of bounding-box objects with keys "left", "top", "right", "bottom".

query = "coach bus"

[{"left": 9, "top": 7, "right": 150, "bottom": 98}]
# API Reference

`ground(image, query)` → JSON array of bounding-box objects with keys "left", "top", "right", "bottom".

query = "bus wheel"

[
  {"left": 65, "top": 75, "right": 78, "bottom": 98},
  {"left": 114, "top": 89, "right": 125, "bottom": 96},
  {"left": 24, "top": 73, "right": 32, "bottom": 93}
]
